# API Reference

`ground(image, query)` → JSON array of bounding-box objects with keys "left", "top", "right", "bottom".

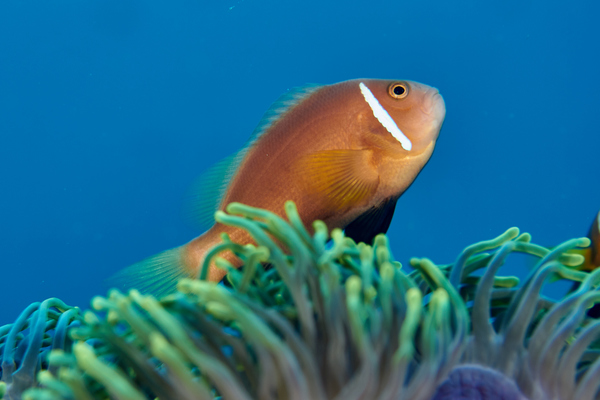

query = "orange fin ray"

[{"left": 299, "top": 150, "right": 379, "bottom": 209}]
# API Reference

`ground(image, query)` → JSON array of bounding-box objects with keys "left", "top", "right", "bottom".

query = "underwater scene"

[{"left": 1, "top": 0, "right": 599, "bottom": 399}]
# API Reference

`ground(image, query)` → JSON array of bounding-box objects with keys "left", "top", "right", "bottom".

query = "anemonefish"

[
  {"left": 575, "top": 210, "right": 600, "bottom": 272},
  {"left": 568, "top": 210, "right": 600, "bottom": 318},
  {"left": 117, "top": 79, "right": 446, "bottom": 295}
]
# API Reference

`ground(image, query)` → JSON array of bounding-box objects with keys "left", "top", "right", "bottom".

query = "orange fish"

[
  {"left": 575, "top": 210, "right": 600, "bottom": 271},
  {"left": 118, "top": 78, "right": 446, "bottom": 295},
  {"left": 569, "top": 210, "right": 600, "bottom": 318}
]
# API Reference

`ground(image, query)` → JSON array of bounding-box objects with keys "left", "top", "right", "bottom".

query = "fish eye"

[{"left": 388, "top": 82, "right": 409, "bottom": 99}]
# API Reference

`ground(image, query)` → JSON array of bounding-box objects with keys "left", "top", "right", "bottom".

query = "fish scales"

[{"left": 114, "top": 78, "right": 446, "bottom": 293}]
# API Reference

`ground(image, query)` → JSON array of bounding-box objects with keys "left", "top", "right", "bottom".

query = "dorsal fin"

[
  {"left": 238, "top": 83, "right": 323, "bottom": 157},
  {"left": 184, "top": 154, "right": 239, "bottom": 231},
  {"left": 186, "top": 84, "right": 323, "bottom": 229}
]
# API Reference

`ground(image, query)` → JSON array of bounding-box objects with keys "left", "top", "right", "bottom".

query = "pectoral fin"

[
  {"left": 344, "top": 197, "right": 398, "bottom": 245},
  {"left": 298, "top": 149, "right": 379, "bottom": 210}
]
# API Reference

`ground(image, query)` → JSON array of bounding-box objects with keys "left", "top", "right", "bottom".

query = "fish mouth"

[{"left": 421, "top": 89, "right": 446, "bottom": 125}]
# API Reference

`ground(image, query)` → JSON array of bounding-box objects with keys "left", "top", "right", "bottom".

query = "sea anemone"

[
  {"left": 0, "top": 201, "right": 598, "bottom": 400},
  {"left": 0, "top": 299, "right": 80, "bottom": 400}
]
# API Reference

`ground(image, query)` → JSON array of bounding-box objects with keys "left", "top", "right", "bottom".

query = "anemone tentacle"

[{"left": 0, "top": 202, "right": 598, "bottom": 400}]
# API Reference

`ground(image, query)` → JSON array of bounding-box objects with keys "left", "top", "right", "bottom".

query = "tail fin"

[{"left": 107, "top": 245, "right": 194, "bottom": 298}]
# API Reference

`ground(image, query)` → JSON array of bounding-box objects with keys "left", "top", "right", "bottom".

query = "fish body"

[
  {"left": 569, "top": 211, "right": 600, "bottom": 318},
  {"left": 578, "top": 210, "right": 600, "bottom": 271},
  {"left": 120, "top": 78, "right": 446, "bottom": 294}
]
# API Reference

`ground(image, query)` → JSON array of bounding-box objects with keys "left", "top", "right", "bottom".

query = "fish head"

[{"left": 357, "top": 79, "right": 446, "bottom": 154}]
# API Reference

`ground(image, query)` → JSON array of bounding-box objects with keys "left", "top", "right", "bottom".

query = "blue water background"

[{"left": 1, "top": 0, "right": 598, "bottom": 323}]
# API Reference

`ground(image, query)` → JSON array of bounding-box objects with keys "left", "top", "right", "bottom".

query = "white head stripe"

[{"left": 359, "top": 82, "right": 412, "bottom": 151}]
